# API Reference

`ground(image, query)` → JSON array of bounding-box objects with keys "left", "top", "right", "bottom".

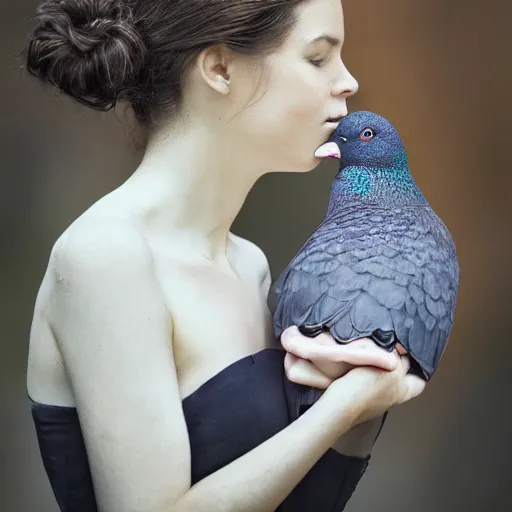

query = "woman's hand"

[
  {"left": 330, "top": 353, "right": 426, "bottom": 426},
  {"left": 281, "top": 325, "right": 401, "bottom": 389},
  {"left": 280, "top": 325, "right": 426, "bottom": 428}
]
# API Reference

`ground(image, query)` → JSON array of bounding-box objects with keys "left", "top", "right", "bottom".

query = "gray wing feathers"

[{"left": 269, "top": 205, "right": 459, "bottom": 380}]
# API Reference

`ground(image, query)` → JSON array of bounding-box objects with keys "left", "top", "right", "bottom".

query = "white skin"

[
  {"left": 120, "top": 0, "right": 358, "bottom": 260},
  {"left": 130, "top": 0, "right": 422, "bottom": 468},
  {"left": 122, "top": 0, "right": 412, "bottom": 397},
  {"left": 28, "top": 0, "right": 425, "bottom": 510}
]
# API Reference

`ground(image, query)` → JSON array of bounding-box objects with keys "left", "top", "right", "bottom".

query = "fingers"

[
  {"left": 281, "top": 326, "right": 399, "bottom": 371},
  {"left": 400, "top": 354, "right": 411, "bottom": 374},
  {"left": 312, "top": 359, "right": 354, "bottom": 380},
  {"left": 398, "top": 374, "right": 427, "bottom": 405},
  {"left": 284, "top": 352, "right": 334, "bottom": 389}
]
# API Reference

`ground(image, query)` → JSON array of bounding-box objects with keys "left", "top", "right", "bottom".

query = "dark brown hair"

[{"left": 23, "top": 0, "right": 310, "bottom": 127}]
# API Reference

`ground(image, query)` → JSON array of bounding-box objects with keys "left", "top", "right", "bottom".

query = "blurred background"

[{"left": 2, "top": 0, "right": 511, "bottom": 510}]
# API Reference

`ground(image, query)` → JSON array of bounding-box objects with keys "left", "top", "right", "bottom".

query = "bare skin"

[
  {"left": 281, "top": 327, "right": 414, "bottom": 456},
  {"left": 27, "top": 0, "right": 425, "bottom": 510}
]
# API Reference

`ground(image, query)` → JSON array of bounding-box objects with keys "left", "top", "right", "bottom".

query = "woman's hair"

[{"left": 23, "top": 0, "right": 310, "bottom": 127}]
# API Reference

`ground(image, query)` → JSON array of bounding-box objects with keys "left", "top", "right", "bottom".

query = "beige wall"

[{"left": 2, "top": 1, "right": 510, "bottom": 510}]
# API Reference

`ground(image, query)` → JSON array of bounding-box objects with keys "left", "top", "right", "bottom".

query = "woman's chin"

[
  {"left": 297, "top": 156, "right": 324, "bottom": 173},
  {"left": 305, "top": 154, "right": 325, "bottom": 172},
  {"left": 265, "top": 151, "right": 325, "bottom": 174},
  {"left": 277, "top": 160, "right": 320, "bottom": 174}
]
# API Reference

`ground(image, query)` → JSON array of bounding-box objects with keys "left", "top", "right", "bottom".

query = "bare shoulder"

[
  {"left": 39, "top": 211, "right": 192, "bottom": 510},
  {"left": 230, "top": 233, "right": 272, "bottom": 286},
  {"left": 49, "top": 211, "right": 150, "bottom": 283},
  {"left": 43, "top": 208, "right": 167, "bottom": 335}
]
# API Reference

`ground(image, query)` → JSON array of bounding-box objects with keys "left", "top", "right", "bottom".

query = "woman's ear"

[{"left": 196, "top": 45, "right": 234, "bottom": 95}]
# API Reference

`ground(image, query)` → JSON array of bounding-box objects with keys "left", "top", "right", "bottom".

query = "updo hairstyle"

[{"left": 23, "top": 0, "right": 309, "bottom": 127}]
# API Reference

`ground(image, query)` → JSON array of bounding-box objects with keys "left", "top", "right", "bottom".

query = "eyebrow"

[{"left": 307, "top": 34, "right": 342, "bottom": 47}]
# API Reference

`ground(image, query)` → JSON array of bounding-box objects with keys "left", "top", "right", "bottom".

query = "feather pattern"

[{"left": 268, "top": 111, "right": 460, "bottom": 421}]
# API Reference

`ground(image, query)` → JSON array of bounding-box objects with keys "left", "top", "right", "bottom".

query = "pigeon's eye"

[{"left": 360, "top": 128, "right": 376, "bottom": 142}]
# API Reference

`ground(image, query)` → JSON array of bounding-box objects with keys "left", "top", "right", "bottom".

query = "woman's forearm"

[
  {"left": 330, "top": 415, "right": 385, "bottom": 457},
  {"left": 172, "top": 388, "right": 358, "bottom": 512}
]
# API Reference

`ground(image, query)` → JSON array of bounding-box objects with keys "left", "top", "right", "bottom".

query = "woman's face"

[{"left": 233, "top": 0, "right": 359, "bottom": 174}]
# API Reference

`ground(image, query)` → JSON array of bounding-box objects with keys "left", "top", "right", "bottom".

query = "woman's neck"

[{"left": 120, "top": 122, "right": 263, "bottom": 262}]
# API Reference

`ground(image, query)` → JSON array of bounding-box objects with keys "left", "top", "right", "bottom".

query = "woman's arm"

[
  {"left": 279, "top": 329, "right": 397, "bottom": 458},
  {"left": 47, "top": 220, "right": 361, "bottom": 512},
  {"left": 173, "top": 382, "right": 357, "bottom": 512},
  {"left": 261, "top": 260, "right": 393, "bottom": 459}
]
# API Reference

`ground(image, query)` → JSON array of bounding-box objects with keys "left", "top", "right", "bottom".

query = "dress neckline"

[
  {"left": 182, "top": 348, "right": 282, "bottom": 405},
  {"left": 28, "top": 348, "right": 283, "bottom": 410}
]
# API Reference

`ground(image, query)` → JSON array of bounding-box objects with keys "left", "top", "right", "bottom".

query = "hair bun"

[{"left": 25, "top": 0, "right": 147, "bottom": 111}]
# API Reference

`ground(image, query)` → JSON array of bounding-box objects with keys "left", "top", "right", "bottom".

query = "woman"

[{"left": 24, "top": 0, "right": 425, "bottom": 510}]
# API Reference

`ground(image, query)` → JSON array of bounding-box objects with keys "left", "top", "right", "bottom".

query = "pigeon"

[{"left": 268, "top": 111, "right": 460, "bottom": 422}]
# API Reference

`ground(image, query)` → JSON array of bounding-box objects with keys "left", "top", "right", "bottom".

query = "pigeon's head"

[{"left": 315, "top": 111, "right": 407, "bottom": 169}]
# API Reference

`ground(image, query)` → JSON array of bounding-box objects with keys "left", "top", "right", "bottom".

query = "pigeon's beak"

[{"left": 314, "top": 133, "right": 347, "bottom": 160}]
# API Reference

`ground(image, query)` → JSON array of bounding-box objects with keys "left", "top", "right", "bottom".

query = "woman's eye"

[
  {"left": 360, "top": 127, "right": 376, "bottom": 141},
  {"left": 309, "top": 57, "right": 325, "bottom": 67}
]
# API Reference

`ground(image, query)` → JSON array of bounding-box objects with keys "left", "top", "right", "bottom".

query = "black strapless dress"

[{"left": 30, "top": 348, "right": 382, "bottom": 511}]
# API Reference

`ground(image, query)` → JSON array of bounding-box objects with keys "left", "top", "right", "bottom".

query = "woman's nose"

[{"left": 332, "top": 61, "right": 359, "bottom": 98}]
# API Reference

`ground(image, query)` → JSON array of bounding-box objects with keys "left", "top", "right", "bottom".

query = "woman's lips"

[{"left": 326, "top": 112, "right": 348, "bottom": 124}]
